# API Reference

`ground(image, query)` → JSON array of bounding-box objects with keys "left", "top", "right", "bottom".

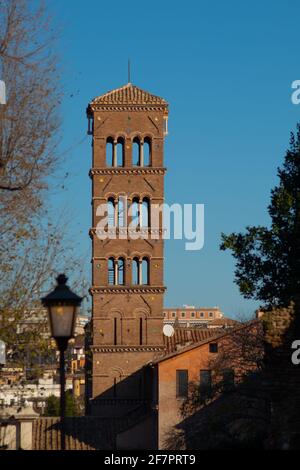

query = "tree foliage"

[
  {"left": 0, "top": 216, "right": 82, "bottom": 367},
  {"left": 0, "top": 1, "right": 87, "bottom": 369},
  {"left": 44, "top": 391, "right": 82, "bottom": 417},
  {"left": 221, "top": 124, "right": 300, "bottom": 308},
  {"left": 0, "top": 0, "right": 60, "bottom": 194}
]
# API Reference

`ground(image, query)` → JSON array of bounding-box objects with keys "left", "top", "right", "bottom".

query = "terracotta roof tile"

[
  {"left": 163, "top": 327, "right": 223, "bottom": 354},
  {"left": 74, "top": 334, "right": 85, "bottom": 348},
  {"left": 208, "top": 317, "right": 240, "bottom": 328},
  {"left": 156, "top": 320, "right": 261, "bottom": 364},
  {"left": 32, "top": 407, "right": 152, "bottom": 450},
  {"left": 33, "top": 417, "right": 118, "bottom": 450},
  {"left": 89, "top": 83, "right": 168, "bottom": 109}
]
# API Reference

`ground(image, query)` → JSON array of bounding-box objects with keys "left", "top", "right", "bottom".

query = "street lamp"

[{"left": 41, "top": 274, "right": 82, "bottom": 450}]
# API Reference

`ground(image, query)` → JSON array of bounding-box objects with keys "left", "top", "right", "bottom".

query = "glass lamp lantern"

[
  {"left": 48, "top": 304, "right": 79, "bottom": 338},
  {"left": 42, "top": 274, "right": 82, "bottom": 347}
]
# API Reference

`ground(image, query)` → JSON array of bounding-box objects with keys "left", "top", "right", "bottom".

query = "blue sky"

[{"left": 47, "top": 0, "right": 300, "bottom": 318}]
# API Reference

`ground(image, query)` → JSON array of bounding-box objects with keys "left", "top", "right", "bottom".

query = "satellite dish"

[{"left": 163, "top": 324, "right": 175, "bottom": 337}]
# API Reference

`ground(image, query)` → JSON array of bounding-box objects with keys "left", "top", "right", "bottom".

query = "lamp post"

[{"left": 41, "top": 274, "right": 82, "bottom": 450}]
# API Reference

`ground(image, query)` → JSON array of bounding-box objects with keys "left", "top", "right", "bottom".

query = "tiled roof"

[
  {"left": 89, "top": 83, "right": 168, "bottom": 108},
  {"left": 207, "top": 317, "right": 240, "bottom": 328},
  {"left": 33, "top": 416, "right": 125, "bottom": 450},
  {"left": 73, "top": 334, "right": 85, "bottom": 348},
  {"left": 163, "top": 328, "right": 223, "bottom": 354},
  {"left": 33, "top": 403, "right": 153, "bottom": 450},
  {"left": 155, "top": 320, "right": 261, "bottom": 364}
]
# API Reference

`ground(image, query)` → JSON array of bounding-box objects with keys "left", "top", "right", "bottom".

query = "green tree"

[
  {"left": 221, "top": 124, "right": 300, "bottom": 308},
  {"left": 44, "top": 395, "right": 60, "bottom": 417},
  {"left": 44, "top": 391, "right": 81, "bottom": 417}
]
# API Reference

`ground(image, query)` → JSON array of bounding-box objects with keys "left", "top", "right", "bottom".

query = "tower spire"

[{"left": 128, "top": 59, "right": 131, "bottom": 84}]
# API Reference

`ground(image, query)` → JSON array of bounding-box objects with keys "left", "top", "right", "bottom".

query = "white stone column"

[
  {"left": 139, "top": 198, "right": 142, "bottom": 228},
  {"left": 114, "top": 198, "right": 118, "bottom": 227},
  {"left": 114, "top": 259, "right": 119, "bottom": 285},
  {"left": 140, "top": 141, "right": 144, "bottom": 167},
  {"left": 15, "top": 405, "right": 39, "bottom": 450},
  {"left": 138, "top": 259, "right": 142, "bottom": 285},
  {"left": 113, "top": 140, "right": 117, "bottom": 167}
]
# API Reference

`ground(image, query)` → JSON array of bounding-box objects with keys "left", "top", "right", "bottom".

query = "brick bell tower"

[{"left": 86, "top": 83, "right": 168, "bottom": 417}]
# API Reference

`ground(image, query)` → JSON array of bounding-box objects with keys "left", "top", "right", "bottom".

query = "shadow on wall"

[
  {"left": 33, "top": 364, "right": 157, "bottom": 450},
  {"left": 163, "top": 301, "right": 300, "bottom": 450},
  {"left": 163, "top": 371, "right": 269, "bottom": 450},
  {"left": 36, "top": 362, "right": 157, "bottom": 450},
  {"left": 88, "top": 366, "right": 154, "bottom": 416},
  {"left": 32, "top": 416, "right": 117, "bottom": 450}
]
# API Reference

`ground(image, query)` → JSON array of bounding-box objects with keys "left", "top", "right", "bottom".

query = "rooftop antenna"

[{"left": 128, "top": 59, "right": 131, "bottom": 84}]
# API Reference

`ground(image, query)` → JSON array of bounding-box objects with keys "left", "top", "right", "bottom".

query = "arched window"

[
  {"left": 112, "top": 315, "right": 122, "bottom": 346},
  {"left": 132, "top": 258, "right": 139, "bottom": 285},
  {"left": 139, "top": 318, "right": 143, "bottom": 345},
  {"left": 107, "top": 198, "right": 115, "bottom": 227},
  {"left": 143, "top": 137, "right": 151, "bottom": 166},
  {"left": 108, "top": 258, "right": 115, "bottom": 285},
  {"left": 116, "top": 137, "right": 124, "bottom": 167},
  {"left": 141, "top": 257, "right": 149, "bottom": 285},
  {"left": 118, "top": 258, "right": 125, "bottom": 285},
  {"left": 114, "top": 318, "right": 118, "bottom": 345},
  {"left": 141, "top": 198, "right": 150, "bottom": 228},
  {"left": 131, "top": 197, "right": 139, "bottom": 227},
  {"left": 118, "top": 197, "right": 126, "bottom": 227},
  {"left": 106, "top": 137, "right": 114, "bottom": 167},
  {"left": 132, "top": 137, "right": 140, "bottom": 166}
]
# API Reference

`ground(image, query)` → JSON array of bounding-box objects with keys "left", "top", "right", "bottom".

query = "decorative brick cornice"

[
  {"left": 89, "top": 227, "right": 165, "bottom": 239},
  {"left": 90, "top": 105, "right": 168, "bottom": 112},
  {"left": 91, "top": 345, "right": 166, "bottom": 353},
  {"left": 89, "top": 286, "right": 166, "bottom": 295},
  {"left": 89, "top": 167, "right": 166, "bottom": 177}
]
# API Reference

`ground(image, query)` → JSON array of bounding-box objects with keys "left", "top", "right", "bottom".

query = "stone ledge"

[
  {"left": 89, "top": 167, "right": 166, "bottom": 177},
  {"left": 90, "top": 286, "right": 166, "bottom": 295},
  {"left": 91, "top": 345, "right": 166, "bottom": 353}
]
